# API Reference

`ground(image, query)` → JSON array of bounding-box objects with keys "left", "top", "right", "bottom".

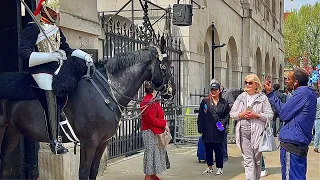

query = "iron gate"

[{"left": 101, "top": 17, "right": 182, "bottom": 159}]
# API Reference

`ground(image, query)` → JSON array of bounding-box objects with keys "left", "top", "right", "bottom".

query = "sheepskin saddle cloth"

[
  {"left": 0, "top": 57, "right": 87, "bottom": 101},
  {"left": 52, "top": 56, "right": 87, "bottom": 97}
]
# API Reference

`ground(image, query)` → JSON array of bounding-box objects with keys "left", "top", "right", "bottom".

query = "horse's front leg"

[
  {"left": 89, "top": 141, "right": 109, "bottom": 179},
  {"left": 79, "top": 140, "right": 98, "bottom": 180}
]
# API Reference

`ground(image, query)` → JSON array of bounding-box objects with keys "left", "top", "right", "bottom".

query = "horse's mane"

[{"left": 106, "top": 47, "right": 157, "bottom": 74}]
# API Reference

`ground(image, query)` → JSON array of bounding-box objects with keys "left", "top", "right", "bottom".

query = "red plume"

[{"left": 34, "top": 0, "right": 46, "bottom": 16}]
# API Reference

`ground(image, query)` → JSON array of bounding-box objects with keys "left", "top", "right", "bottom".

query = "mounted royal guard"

[{"left": 18, "top": 0, "right": 93, "bottom": 154}]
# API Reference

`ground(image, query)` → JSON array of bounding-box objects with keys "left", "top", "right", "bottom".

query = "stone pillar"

[
  {"left": 241, "top": 16, "right": 252, "bottom": 83},
  {"left": 38, "top": 142, "right": 108, "bottom": 179},
  {"left": 232, "top": 66, "right": 243, "bottom": 89},
  {"left": 38, "top": 143, "right": 80, "bottom": 180}
]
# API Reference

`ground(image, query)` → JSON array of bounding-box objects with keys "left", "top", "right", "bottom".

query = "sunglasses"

[
  {"left": 210, "top": 88, "right": 219, "bottom": 91},
  {"left": 244, "top": 81, "right": 254, "bottom": 86}
]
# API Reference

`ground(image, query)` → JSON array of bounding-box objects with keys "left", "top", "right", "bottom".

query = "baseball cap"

[{"left": 210, "top": 82, "right": 220, "bottom": 90}]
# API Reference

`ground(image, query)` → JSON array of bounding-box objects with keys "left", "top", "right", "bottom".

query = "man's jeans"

[{"left": 315, "top": 119, "right": 320, "bottom": 149}]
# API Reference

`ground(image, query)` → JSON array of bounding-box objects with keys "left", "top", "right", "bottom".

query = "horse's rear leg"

[
  {"left": 0, "top": 99, "right": 7, "bottom": 161},
  {"left": 0, "top": 126, "right": 7, "bottom": 178},
  {"left": 0, "top": 126, "right": 20, "bottom": 178},
  {"left": 0, "top": 127, "right": 6, "bottom": 165},
  {"left": 79, "top": 140, "right": 98, "bottom": 180},
  {"left": 89, "top": 141, "right": 108, "bottom": 179}
]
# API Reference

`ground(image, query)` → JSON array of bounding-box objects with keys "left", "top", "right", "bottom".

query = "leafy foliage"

[{"left": 284, "top": 3, "right": 320, "bottom": 69}]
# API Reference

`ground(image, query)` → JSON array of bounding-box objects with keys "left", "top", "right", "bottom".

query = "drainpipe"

[{"left": 211, "top": 22, "right": 215, "bottom": 79}]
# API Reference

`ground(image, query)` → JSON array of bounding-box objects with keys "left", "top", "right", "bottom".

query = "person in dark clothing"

[
  {"left": 210, "top": 79, "right": 234, "bottom": 163},
  {"left": 271, "top": 83, "right": 287, "bottom": 136},
  {"left": 18, "top": 0, "right": 93, "bottom": 154},
  {"left": 197, "top": 82, "right": 231, "bottom": 175}
]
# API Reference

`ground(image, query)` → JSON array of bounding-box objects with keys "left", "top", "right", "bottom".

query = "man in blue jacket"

[{"left": 264, "top": 68, "right": 317, "bottom": 180}]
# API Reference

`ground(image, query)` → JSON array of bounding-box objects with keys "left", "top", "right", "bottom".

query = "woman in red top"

[{"left": 140, "top": 81, "right": 169, "bottom": 180}]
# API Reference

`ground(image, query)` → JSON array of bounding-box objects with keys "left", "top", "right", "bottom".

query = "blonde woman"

[{"left": 230, "top": 74, "right": 273, "bottom": 180}]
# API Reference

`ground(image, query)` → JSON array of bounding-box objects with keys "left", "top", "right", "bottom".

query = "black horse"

[{"left": 0, "top": 44, "right": 174, "bottom": 179}]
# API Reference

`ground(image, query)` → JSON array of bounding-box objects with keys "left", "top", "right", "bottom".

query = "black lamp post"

[{"left": 211, "top": 22, "right": 226, "bottom": 79}]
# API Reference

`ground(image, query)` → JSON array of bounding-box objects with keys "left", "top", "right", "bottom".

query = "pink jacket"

[{"left": 230, "top": 92, "right": 274, "bottom": 148}]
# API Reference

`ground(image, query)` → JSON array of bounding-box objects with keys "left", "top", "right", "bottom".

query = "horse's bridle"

[
  {"left": 150, "top": 46, "right": 173, "bottom": 99},
  {"left": 98, "top": 46, "right": 173, "bottom": 103}
]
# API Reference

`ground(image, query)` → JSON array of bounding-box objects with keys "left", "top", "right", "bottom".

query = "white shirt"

[{"left": 247, "top": 93, "right": 259, "bottom": 107}]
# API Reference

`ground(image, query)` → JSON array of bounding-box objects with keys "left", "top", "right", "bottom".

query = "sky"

[{"left": 284, "top": 0, "right": 319, "bottom": 11}]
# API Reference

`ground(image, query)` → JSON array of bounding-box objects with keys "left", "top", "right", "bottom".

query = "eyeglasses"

[{"left": 244, "top": 81, "right": 254, "bottom": 86}]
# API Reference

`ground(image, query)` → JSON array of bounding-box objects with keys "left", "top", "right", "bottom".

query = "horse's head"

[{"left": 149, "top": 37, "right": 176, "bottom": 100}]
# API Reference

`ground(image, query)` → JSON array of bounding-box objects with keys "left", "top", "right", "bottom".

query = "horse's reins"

[
  {"left": 101, "top": 46, "right": 170, "bottom": 104},
  {"left": 92, "top": 63, "right": 160, "bottom": 120},
  {"left": 101, "top": 46, "right": 172, "bottom": 103},
  {"left": 83, "top": 47, "right": 168, "bottom": 122}
]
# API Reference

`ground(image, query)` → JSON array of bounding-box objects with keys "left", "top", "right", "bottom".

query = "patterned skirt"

[{"left": 142, "top": 129, "right": 167, "bottom": 175}]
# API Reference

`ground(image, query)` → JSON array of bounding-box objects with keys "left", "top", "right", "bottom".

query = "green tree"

[{"left": 284, "top": 3, "right": 320, "bottom": 69}]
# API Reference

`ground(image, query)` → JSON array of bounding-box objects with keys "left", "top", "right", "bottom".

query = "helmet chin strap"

[{"left": 43, "top": 7, "right": 56, "bottom": 23}]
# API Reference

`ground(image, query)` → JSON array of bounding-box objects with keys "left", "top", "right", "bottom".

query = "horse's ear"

[{"left": 160, "top": 35, "right": 166, "bottom": 54}]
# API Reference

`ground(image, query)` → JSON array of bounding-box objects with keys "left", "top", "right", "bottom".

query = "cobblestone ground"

[{"left": 98, "top": 143, "right": 320, "bottom": 180}]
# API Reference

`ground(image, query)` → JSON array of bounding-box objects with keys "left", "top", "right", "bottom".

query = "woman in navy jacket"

[{"left": 197, "top": 82, "right": 231, "bottom": 175}]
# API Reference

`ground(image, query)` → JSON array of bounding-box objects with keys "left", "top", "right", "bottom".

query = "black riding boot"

[{"left": 44, "top": 91, "right": 68, "bottom": 155}]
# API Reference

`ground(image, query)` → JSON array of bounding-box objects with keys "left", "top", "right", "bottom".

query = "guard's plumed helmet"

[{"left": 34, "top": 0, "right": 59, "bottom": 23}]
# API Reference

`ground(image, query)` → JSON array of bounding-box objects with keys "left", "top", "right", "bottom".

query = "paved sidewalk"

[{"left": 98, "top": 144, "right": 320, "bottom": 180}]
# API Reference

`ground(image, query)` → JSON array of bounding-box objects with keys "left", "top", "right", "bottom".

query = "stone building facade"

[
  {"left": 59, "top": 0, "right": 100, "bottom": 58},
  {"left": 98, "top": 0, "right": 285, "bottom": 105}
]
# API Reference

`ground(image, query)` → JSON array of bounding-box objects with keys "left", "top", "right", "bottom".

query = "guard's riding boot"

[{"left": 45, "top": 91, "right": 68, "bottom": 155}]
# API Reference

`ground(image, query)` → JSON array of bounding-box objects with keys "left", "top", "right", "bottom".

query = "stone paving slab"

[{"left": 98, "top": 144, "right": 320, "bottom": 180}]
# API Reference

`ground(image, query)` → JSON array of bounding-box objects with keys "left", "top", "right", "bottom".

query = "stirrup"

[{"left": 50, "top": 140, "right": 68, "bottom": 155}]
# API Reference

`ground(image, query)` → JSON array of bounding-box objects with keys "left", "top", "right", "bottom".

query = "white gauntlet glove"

[
  {"left": 84, "top": 54, "right": 94, "bottom": 66},
  {"left": 49, "top": 52, "right": 63, "bottom": 62},
  {"left": 71, "top": 49, "right": 94, "bottom": 66},
  {"left": 29, "top": 51, "right": 66, "bottom": 67}
]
